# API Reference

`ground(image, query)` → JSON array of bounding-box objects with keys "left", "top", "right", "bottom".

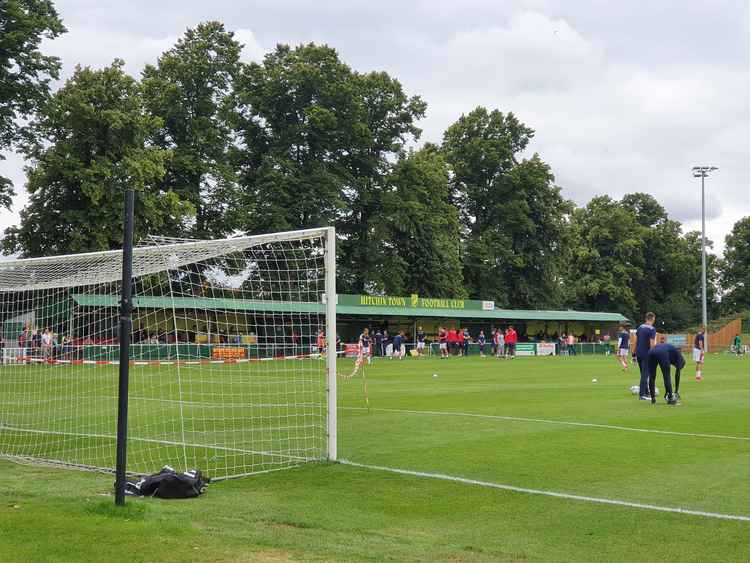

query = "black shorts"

[{"left": 506, "top": 343, "right": 516, "bottom": 352}]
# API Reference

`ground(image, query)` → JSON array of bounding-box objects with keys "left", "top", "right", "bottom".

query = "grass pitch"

[{"left": 2, "top": 353, "right": 750, "bottom": 561}]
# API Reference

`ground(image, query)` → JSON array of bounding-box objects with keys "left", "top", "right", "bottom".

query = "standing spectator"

[
  {"left": 316, "top": 329, "right": 326, "bottom": 355},
  {"left": 396, "top": 331, "right": 407, "bottom": 359},
  {"left": 375, "top": 329, "right": 384, "bottom": 357},
  {"left": 490, "top": 328, "right": 497, "bottom": 357},
  {"left": 32, "top": 328, "right": 42, "bottom": 356},
  {"left": 383, "top": 330, "right": 391, "bottom": 358},
  {"left": 391, "top": 331, "right": 401, "bottom": 359},
  {"left": 462, "top": 328, "right": 471, "bottom": 356},
  {"left": 41, "top": 328, "right": 53, "bottom": 360},
  {"left": 733, "top": 334, "right": 742, "bottom": 356},
  {"left": 447, "top": 327, "right": 457, "bottom": 356},
  {"left": 495, "top": 328, "right": 505, "bottom": 358},
  {"left": 559, "top": 333, "right": 567, "bottom": 356},
  {"left": 477, "top": 330, "right": 486, "bottom": 357},
  {"left": 18, "top": 326, "right": 28, "bottom": 360},
  {"left": 505, "top": 326, "right": 518, "bottom": 359},
  {"left": 567, "top": 333, "right": 577, "bottom": 356},
  {"left": 438, "top": 326, "right": 448, "bottom": 359}
]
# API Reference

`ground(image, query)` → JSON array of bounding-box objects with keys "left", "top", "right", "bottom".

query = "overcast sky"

[{"left": 2, "top": 0, "right": 748, "bottom": 253}]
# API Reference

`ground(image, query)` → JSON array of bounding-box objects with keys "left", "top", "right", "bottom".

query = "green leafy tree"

[
  {"left": 233, "top": 43, "right": 425, "bottom": 293},
  {"left": 377, "top": 145, "right": 464, "bottom": 296},
  {"left": 443, "top": 107, "right": 572, "bottom": 308},
  {"left": 141, "top": 21, "right": 242, "bottom": 238},
  {"left": 233, "top": 44, "right": 357, "bottom": 235},
  {"left": 0, "top": 0, "right": 66, "bottom": 207},
  {"left": 567, "top": 195, "right": 644, "bottom": 317},
  {"left": 3, "top": 60, "right": 191, "bottom": 257},
  {"left": 721, "top": 217, "right": 750, "bottom": 313},
  {"left": 618, "top": 193, "right": 720, "bottom": 330},
  {"left": 336, "top": 70, "right": 426, "bottom": 293}
]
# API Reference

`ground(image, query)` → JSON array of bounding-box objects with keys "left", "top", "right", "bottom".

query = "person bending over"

[{"left": 647, "top": 343, "right": 686, "bottom": 406}]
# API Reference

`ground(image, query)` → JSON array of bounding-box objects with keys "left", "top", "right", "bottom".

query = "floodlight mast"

[{"left": 691, "top": 166, "right": 718, "bottom": 352}]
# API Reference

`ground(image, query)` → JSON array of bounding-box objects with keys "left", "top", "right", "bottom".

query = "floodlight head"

[{"left": 692, "top": 165, "right": 718, "bottom": 178}]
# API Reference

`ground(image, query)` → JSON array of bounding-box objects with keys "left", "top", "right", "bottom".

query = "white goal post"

[{"left": 0, "top": 227, "right": 337, "bottom": 479}]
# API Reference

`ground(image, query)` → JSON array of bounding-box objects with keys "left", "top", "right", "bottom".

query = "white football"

[
  {"left": 592, "top": 378, "right": 598, "bottom": 383},
  {"left": 432, "top": 374, "right": 438, "bottom": 378},
  {"left": 630, "top": 385, "right": 639, "bottom": 395}
]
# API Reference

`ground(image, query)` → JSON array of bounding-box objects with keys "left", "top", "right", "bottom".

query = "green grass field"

[{"left": 2, "top": 353, "right": 750, "bottom": 561}]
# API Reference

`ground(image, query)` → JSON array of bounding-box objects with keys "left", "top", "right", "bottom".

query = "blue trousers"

[{"left": 637, "top": 356, "right": 649, "bottom": 396}]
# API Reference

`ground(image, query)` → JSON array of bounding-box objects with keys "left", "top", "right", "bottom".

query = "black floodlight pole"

[{"left": 115, "top": 187, "right": 135, "bottom": 506}]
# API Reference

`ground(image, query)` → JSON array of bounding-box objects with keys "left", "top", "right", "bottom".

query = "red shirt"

[{"left": 505, "top": 329, "right": 517, "bottom": 344}]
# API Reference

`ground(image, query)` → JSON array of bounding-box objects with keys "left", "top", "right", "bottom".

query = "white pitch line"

[
  {"left": 339, "top": 406, "right": 750, "bottom": 443},
  {"left": 339, "top": 459, "right": 750, "bottom": 523}
]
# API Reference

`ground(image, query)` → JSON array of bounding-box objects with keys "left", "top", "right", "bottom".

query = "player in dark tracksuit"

[
  {"left": 635, "top": 313, "right": 657, "bottom": 400},
  {"left": 647, "top": 343, "right": 686, "bottom": 405}
]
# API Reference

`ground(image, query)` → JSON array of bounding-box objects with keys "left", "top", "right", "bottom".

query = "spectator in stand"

[
  {"left": 383, "top": 330, "right": 391, "bottom": 357},
  {"left": 438, "top": 326, "right": 448, "bottom": 359},
  {"left": 477, "top": 330, "right": 486, "bottom": 357},
  {"left": 462, "top": 328, "right": 471, "bottom": 356},
  {"left": 291, "top": 330, "right": 301, "bottom": 349},
  {"left": 505, "top": 326, "right": 518, "bottom": 359},
  {"left": 490, "top": 328, "right": 497, "bottom": 356}
]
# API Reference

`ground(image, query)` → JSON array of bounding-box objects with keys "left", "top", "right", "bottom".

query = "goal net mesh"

[{"left": 0, "top": 229, "right": 333, "bottom": 479}]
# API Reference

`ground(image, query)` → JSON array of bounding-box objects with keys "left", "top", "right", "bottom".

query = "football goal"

[{"left": 0, "top": 227, "right": 337, "bottom": 480}]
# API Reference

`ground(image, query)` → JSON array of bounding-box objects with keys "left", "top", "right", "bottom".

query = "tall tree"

[
  {"left": 377, "top": 145, "right": 464, "bottom": 296},
  {"left": 567, "top": 195, "right": 644, "bottom": 317},
  {"left": 0, "top": 0, "right": 65, "bottom": 207},
  {"left": 336, "top": 70, "right": 426, "bottom": 293},
  {"left": 141, "top": 21, "right": 242, "bottom": 238},
  {"left": 233, "top": 43, "right": 425, "bottom": 293},
  {"left": 3, "top": 60, "right": 190, "bottom": 257},
  {"left": 721, "top": 217, "right": 750, "bottom": 313},
  {"left": 232, "top": 44, "right": 358, "bottom": 235},
  {"left": 443, "top": 107, "right": 571, "bottom": 308}
]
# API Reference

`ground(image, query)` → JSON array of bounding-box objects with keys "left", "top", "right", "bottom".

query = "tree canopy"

[
  {"left": 2, "top": 10, "right": 745, "bottom": 329},
  {"left": 0, "top": 0, "right": 66, "bottom": 207}
]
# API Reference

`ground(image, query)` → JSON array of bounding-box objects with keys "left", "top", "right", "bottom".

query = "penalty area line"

[
  {"left": 339, "top": 406, "right": 750, "bottom": 443},
  {"left": 339, "top": 459, "right": 750, "bottom": 523}
]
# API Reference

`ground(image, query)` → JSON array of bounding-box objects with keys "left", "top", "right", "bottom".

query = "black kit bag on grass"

[{"left": 123, "top": 466, "right": 210, "bottom": 499}]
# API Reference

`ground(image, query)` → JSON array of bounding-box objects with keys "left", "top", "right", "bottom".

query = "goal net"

[{"left": 0, "top": 227, "right": 337, "bottom": 479}]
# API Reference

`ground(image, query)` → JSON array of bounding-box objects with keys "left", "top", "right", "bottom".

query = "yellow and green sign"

[{"left": 341, "top": 294, "right": 487, "bottom": 311}]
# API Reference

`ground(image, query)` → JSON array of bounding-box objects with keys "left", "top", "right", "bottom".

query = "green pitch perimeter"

[{"left": 2, "top": 354, "right": 749, "bottom": 561}]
